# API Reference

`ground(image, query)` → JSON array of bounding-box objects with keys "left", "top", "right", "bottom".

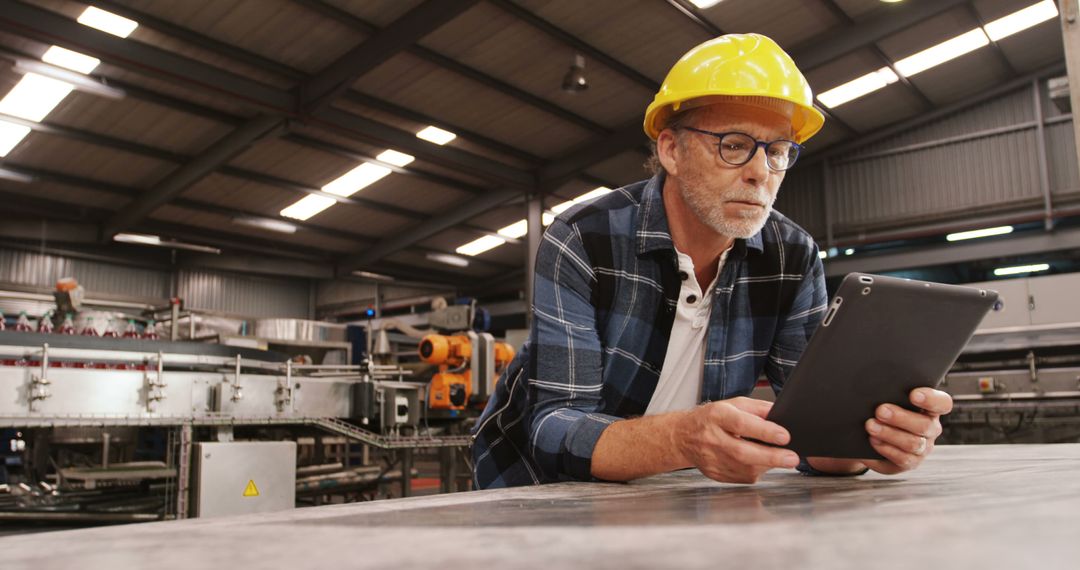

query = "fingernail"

[
  {"left": 867, "top": 420, "right": 882, "bottom": 434},
  {"left": 869, "top": 437, "right": 881, "bottom": 446},
  {"left": 773, "top": 431, "right": 787, "bottom": 444},
  {"left": 785, "top": 454, "right": 799, "bottom": 468},
  {"left": 913, "top": 391, "right": 926, "bottom": 404},
  {"left": 878, "top": 407, "right": 893, "bottom": 420}
]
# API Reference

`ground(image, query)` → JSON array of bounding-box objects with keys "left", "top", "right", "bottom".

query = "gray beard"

[{"left": 679, "top": 179, "right": 775, "bottom": 239}]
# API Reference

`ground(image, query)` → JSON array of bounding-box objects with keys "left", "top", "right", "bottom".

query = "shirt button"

[
  {"left": 687, "top": 294, "right": 698, "bottom": 304},
  {"left": 679, "top": 271, "right": 689, "bottom": 281}
]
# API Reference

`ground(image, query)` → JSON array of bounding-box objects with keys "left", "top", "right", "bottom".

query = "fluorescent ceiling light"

[
  {"left": 456, "top": 235, "right": 506, "bottom": 257},
  {"left": 844, "top": 248, "right": 855, "bottom": 256},
  {"left": 498, "top": 219, "right": 528, "bottom": 239},
  {"left": 689, "top": 0, "right": 723, "bottom": 8},
  {"left": 946, "top": 225, "right": 1013, "bottom": 242},
  {"left": 323, "top": 163, "right": 391, "bottom": 197},
  {"left": 280, "top": 195, "right": 336, "bottom": 221},
  {"left": 0, "top": 74, "right": 74, "bottom": 122},
  {"left": 985, "top": 1, "right": 1058, "bottom": 41},
  {"left": 894, "top": 29, "right": 989, "bottom": 77},
  {"left": 818, "top": 67, "right": 899, "bottom": 108},
  {"left": 0, "top": 121, "right": 31, "bottom": 157},
  {"left": 232, "top": 216, "right": 298, "bottom": 234},
  {"left": 376, "top": 149, "right": 414, "bottom": 167},
  {"left": 78, "top": 6, "right": 139, "bottom": 38},
  {"left": 426, "top": 252, "right": 470, "bottom": 268},
  {"left": 352, "top": 270, "right": 395, "bottom": 282},
  {"left": 113, "top": 233, "right": 221, "bottom": 254},
  {"left": 41, "top": 46, "right": 100, "bottom": 74},
  {"left": 416, "top": 126, "right": 457, "bottom": 145},
  {"left": 12, "top": 59, "right": 125, "bottom": 100},
  {"left": 0, "top": 166, "right": 34, "bottom": 183},
  {"left": 551, "top": 186, "right": 613, "bottom": 214},
  {"left": 818, "top": 250, "right": 828, "bottom": 260},
  {"left": 994, "top": 263, "right": 1049, "bottom": 276}
]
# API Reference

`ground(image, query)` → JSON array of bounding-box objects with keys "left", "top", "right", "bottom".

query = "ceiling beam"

[
  {"left": 297, "top": 0, "right": 480, "bottom": 115},
  {"left": 0, "top": 0, "right": 534, "bottom": 190},
  {"left": 790, "top": 0, "right": 970, "bottom": 70},
  {"left": 487, "top": 0, "right": 659, "bottom": 91},
  {"left": 290, "top": 0, "right": 608, "bottom": 135},
  {"left": 101, "top": 113, "right": 286, "bottom": 238}
]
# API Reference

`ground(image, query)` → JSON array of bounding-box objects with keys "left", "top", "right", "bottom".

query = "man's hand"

[
  {"left": 673, "top": 397, "right": 800, "bottom": 484},
  {"left": 862, "top": 387, "right": 953, "bottom": 475}
]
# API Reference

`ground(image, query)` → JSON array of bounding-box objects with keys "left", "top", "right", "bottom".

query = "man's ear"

[{"left": 656, "top": 129, "right": 680, "bottom": 177}]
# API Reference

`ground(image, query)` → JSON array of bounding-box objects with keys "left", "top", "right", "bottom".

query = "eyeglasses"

[{"left": 679, "top": 127, "right": 803, "bottom": 171}]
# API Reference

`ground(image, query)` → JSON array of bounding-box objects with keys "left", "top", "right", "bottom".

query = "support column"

[
  {"left": 821, "top": 159, "right": 835, "bottom": 251},
  {"left": 525, "top": 190, "right": 543, "bottom": 327},
  {"left": 1032, "top": 81, "right": 1054, "bottom": 231},
  {"left": 1061, "top": 1, "right": 1080, "bottom": 186}
]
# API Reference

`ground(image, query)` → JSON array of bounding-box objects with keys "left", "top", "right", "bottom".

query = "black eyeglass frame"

[{"left": 678, "top": 126, "right": 803, "bottom": 171}]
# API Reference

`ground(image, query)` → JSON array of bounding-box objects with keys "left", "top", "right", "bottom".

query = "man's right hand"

[{"left": 672, "top": 397, "right": 800, "bottom": 484}]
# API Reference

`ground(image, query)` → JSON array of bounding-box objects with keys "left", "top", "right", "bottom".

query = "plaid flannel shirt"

[{"left": 472, "top": 173, "right": 827, "bottom": 488}]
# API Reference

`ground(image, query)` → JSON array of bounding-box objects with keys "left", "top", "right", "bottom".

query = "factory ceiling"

[{"left": 0, "top": 0, "right": 1066, "bottom": 290}]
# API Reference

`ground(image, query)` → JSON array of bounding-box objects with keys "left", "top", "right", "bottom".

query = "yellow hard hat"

[{"left": 644, "top": 33, "right": 824, "bottom": 143}]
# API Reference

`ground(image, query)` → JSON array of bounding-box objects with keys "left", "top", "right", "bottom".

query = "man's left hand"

[{"left": 863, "top": 387, "right": 953, "bottom": 474}]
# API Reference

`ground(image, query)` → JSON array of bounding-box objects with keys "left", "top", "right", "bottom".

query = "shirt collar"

[{"left": 635, "top": 172, "right": 766, "bottom": 258}]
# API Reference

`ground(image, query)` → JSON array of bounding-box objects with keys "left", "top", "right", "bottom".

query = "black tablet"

[{"left": 766, "top": 273, "right": 998, "bottom": 460}]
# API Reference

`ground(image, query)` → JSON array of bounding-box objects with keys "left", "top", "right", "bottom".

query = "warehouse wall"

[
  {"left": 0, "top": 248, "right": 313, "bottom": 318},
  {"left": 776, "top": 80, "right": 1077, "bottom": 242}
]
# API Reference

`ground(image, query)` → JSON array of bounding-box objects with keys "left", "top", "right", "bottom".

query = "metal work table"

[{"left": 3, "top": 444, "right": 1078, "bottom": 569}]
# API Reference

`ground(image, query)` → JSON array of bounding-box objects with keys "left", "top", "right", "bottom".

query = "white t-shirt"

[{"left": 644, "top": 245, "right": 732, "bottom": 416}]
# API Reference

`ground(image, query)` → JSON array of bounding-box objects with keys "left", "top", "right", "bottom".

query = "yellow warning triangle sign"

[{"left": 243, "top": 479, "right": 260, "bottom": 497}]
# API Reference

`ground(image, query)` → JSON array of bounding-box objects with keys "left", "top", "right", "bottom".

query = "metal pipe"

[{"left": 1032, "top": 80, "right": 1055, "bottom": 231}]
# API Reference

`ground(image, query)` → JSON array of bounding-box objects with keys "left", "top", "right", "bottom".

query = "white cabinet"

[{"left": 965, "top": 273, "right": 1080, "bottom": 330}]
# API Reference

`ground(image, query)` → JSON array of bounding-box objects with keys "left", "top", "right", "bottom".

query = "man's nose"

[{"left": 741, "top": 145, "right": 771, "bottom": 186}]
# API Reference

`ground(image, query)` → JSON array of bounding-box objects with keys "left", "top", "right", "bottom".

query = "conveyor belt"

[
  {"left": 0, "top": 445, "right": 1076, "bottom": 569},
  {"left": 0, "top": 330, "right": 288, "bottom": 362}
]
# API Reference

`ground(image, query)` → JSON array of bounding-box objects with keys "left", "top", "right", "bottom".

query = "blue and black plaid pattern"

[{"left": 472, "top": 173, "right": 827, "bottom": 488}]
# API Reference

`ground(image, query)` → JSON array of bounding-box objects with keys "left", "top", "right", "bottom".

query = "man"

[{"left": 472, "top": 33, "right": 953, "bottom": 488}]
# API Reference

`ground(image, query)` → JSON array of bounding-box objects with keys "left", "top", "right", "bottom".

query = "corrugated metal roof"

[
  {"left": 703, "top": 0, "right": 842, "bottom": 47},
  {"left": 7, "top": 133, "right": 175, "bottom": 188},
  {"left": 353, "top": 52, "right": 596, "bottom": 158},
  {"left": 516, "top": 0, "right": 709, "bottom": 83},
  {"left": 2, "top": 180, "right": 129, "bottom": 211}
]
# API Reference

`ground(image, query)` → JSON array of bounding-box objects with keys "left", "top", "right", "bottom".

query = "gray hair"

[{"left": 644, "top": 107, "right": 705, "bottom": 176}]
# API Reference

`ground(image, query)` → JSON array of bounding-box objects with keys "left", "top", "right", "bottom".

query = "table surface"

[{"left": 3, "top": 444, "right": 1078, "bottom": 570}]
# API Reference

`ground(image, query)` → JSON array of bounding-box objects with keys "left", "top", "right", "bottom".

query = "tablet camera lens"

[{"left": 862, "top": 287, "right": 871, "bottom": 296}]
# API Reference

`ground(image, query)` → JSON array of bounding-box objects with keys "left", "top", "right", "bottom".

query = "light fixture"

[
  {"left": 113, "top": 233, "right": 221, "bottom": 254},
  {"left": 322, "top": 163, "right": 392, "bottom": 197},
  {"left": 946, "top": 225, "right": 1013, "bottom": 242},
  {"left": 993, "top": 263, "right": 1049, "bottom": 276},
  {"left": 844, "top": 248, "right": 855, "bottom": 256},
  {"left": 456, "top": 235, "right": 507, "bottom": 257},
  {"left": 416, "top": 126, "right": 457, "bottom": 145},
  {"left": 0, "top": 166, "right": 33, "bottom": 183},
  {"left": 280, "top": 195, "right": 336, "bottom": 221},
  {"left": 0, "top": 74, "right": 74, "bottom": 122},
  {"left": 352, "top": 270, "right": 396, "bottom": 282},
  {"left": 11, "top": 60, "right": 125, "bottom": 100},
  {"left": 497, "top": 219, "right": 528, "bottom": 239},
  {"left": 818, "top": 250, "right": 828, "bottom": 260},
  {"left": 0, "top": 121, "right": 31, "bottom": 157},
  {"left": 689, "top": 0, "right": 723, "bottom": 7},
  {"left": 985, "top": 1, "right": 1058, "bottom": 41},
  {"left": 818, "top": 67, "right": 899, "bottom": 109},
  {"left": 232, "top": 216, "right": 298, "bottom": 234},
  {"left": 376, "top": 149, "right": 415, "bottom": 167},
  {"left": 894, "top": 29, "right": 990, "bottom": 77},
  {"left": 77, "top": 6, "right": 139, "bottom": 38},
  {"left": 41, "top": 46, "right": 100, "bottom": 74},
  {"left": 561, "top": 54, "right": 588, "bottom": 93},
  {"left": 426, "top": 252, "right": 471, "bottom": 267}
]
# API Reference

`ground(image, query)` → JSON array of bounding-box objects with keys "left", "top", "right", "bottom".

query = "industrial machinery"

[
  {"left": 418, "top": 332, "right": 514, "bottom": 410},
  {"left": 937, "top": 273, "right": 1080, "bottom": 445}
]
